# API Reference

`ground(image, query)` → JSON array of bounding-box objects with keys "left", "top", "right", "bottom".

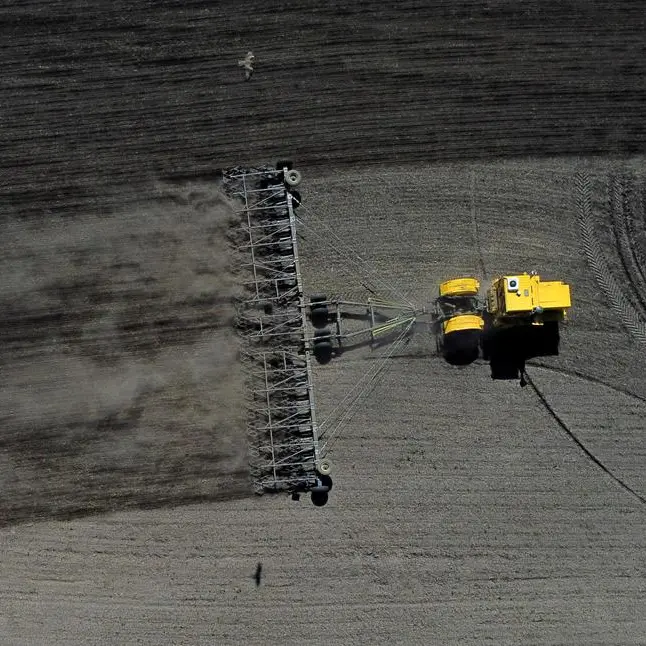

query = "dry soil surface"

[
  {"left": 1, "top": 1, "right": 646, "bottom": 644},
  {"left": 0, "top": 183, "right": 250, "bottom": 525}
]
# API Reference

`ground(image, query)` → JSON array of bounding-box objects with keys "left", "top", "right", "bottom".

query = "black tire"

[
  {"left": 311, "top": 490, "right": 329, "bottom": 507},
  {"left": 276, "top": 160, "right": 293, "bottom": 170},
  {"left": 310, "top": 294, "right": 327, "bottom": 304},
  {"left": 318, "top": 474, "right": 333, "bottom": 492},
  {"left": 313, "top": 341, "right": 333, "bottom": 364},
  {"left": 442, "top": 330, "right": 480, "bottom": 366},
  {"left": 310, "top": 305, "right": 329, "bottom": 329},
  {"left": 284, "top": 169, "right": 302, "bottom": 187}
]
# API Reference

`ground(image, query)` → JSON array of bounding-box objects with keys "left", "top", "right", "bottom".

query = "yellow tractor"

[{"left": 435, "top": 273, "right": 571, "bottom": 383}]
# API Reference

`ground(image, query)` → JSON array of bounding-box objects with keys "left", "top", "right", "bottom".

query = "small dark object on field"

[{"left": 238, "top": 51, "right": 255, "bottom": 80}]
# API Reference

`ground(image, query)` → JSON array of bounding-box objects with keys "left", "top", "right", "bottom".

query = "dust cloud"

[{"left": 0, "top": 182, "right": 250, "bottom": 525}]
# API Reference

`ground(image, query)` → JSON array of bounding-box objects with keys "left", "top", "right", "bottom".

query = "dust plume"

[{"left": 0, "top": 181, "right": 250, "bottom": 525}]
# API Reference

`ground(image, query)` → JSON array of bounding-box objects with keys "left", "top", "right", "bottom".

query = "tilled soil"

[
  {"left": 0, "top": 183, "right": 250, "bottom": 525},
  {"left": 2, "top": 0, "right": 645, "bottom": 217},
  {"left": 1, "top": 1, "right": 646, "bottom": 644}
]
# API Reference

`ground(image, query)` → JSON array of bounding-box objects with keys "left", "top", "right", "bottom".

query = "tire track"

[
  {"left": 468, "top": 173, "right": 645, "bottom": 507},
  {"left": 575, "top": 172, "right": 646, "bottom": 344},
  {"left": 609, "top": 173, "right": 646, "bottom": 316},
  {"left": 525, "top": 369, "right": 646, "bottom": 507},
  {"left": 623, "top": 175, "right": 646, "bottom": 293},
  {"left": 527, "top": 360, "right": 646, "bottom": 405}
]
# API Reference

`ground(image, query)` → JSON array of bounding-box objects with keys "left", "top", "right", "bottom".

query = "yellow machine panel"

[
  {"left": 439, "top": 277, "right": 480, "bottom": 298},
  {"left": 500, "top": 274, "right": 536, "bottom": 314},
  {"left": 443, "top": 313, "right": 485, "bottom": 335},
  {"left": 488, "top": 274, "right": 571, "bottom": 317},
  {"left": 536, "top": 279, "right": 572, "bottom": 310}
]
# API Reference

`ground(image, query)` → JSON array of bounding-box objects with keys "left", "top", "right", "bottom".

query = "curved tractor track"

[
  {"left": 575, "top": 172, "right": 646, "bottom": 345},
  {"left": 528, "top": 359, "right": 646, "bottom": 406},
  {"left": 467, "top": 173, "right": 646, "bottom": 507},
  {"left": 525, "top": 368, "right": 646, "bottom": 507},
  {"left": 609, "top": 173, "right": 646, "bottom": 317}
]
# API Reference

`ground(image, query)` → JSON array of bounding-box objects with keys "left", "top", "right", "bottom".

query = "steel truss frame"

[{"left": 223, "top": 165, "right": 326, "bottom": 498}]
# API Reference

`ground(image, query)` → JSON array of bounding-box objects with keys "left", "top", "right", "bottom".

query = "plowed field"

[{"left": 1, "top": 2, "right": 645, "bottom": 644}]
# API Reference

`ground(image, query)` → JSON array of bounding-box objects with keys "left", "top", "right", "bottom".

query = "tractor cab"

[{"left": 486, "top": 273, "right": 571, "bottom": 325}]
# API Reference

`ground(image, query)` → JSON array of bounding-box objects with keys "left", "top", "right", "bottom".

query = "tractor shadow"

[
  {"left": 440, "top": 321, "right": 560, "bottom": 385},
  {"left": 482, "top": 321, "right": 560, "bottom": 382}
]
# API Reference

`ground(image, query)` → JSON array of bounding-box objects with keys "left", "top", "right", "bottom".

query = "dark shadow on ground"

[{"left": 482, "top": 321, "right": 560, "bottom": 383}]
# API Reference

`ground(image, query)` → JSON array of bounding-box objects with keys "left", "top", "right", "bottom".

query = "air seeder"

[{"left": 224, "top": 159, "right": 572, "bottom": 506}]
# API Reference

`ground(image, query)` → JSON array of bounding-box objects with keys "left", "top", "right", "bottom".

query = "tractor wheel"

[
  {"left": 310, "top": 305, "right": 329, "bottom": 329},
  {"left": 441, "top": 329, "right": 480, "bottom": 366},
  {"left": 284, "top": 169, "right": 302, "bottom": 187},
  {"left": 276, "top": 160, "right": 293, "bottom": 171}
]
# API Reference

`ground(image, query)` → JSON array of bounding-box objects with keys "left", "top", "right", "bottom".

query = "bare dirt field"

[
  {"left": 1, "top": 1, "right": 646, "bottom": 644},
  {"left": 0, "top": 183, "right": 250, "bottom": 525}
]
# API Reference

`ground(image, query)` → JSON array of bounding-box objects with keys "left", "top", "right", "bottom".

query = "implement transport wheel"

[
  {"left": 313, "top": 329, "right": 333, "bottom": 364},
  {"left": 316, "top": 460, "right": 332, "bottom": 476},
  {"left": 284, "top": 169, "right": 302, "bottom": 187},
  {"left": 311, "top": 490, "right": 329, "bottom": 506},
  {"left": 310, "top": 475, "right": 332, "bottom": 506},
  {"left": 310, "top": 294, "right": 327, "bottom": 304},
  {"left": 310, "top": 304, "right": 329, "bottom": 329}
]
